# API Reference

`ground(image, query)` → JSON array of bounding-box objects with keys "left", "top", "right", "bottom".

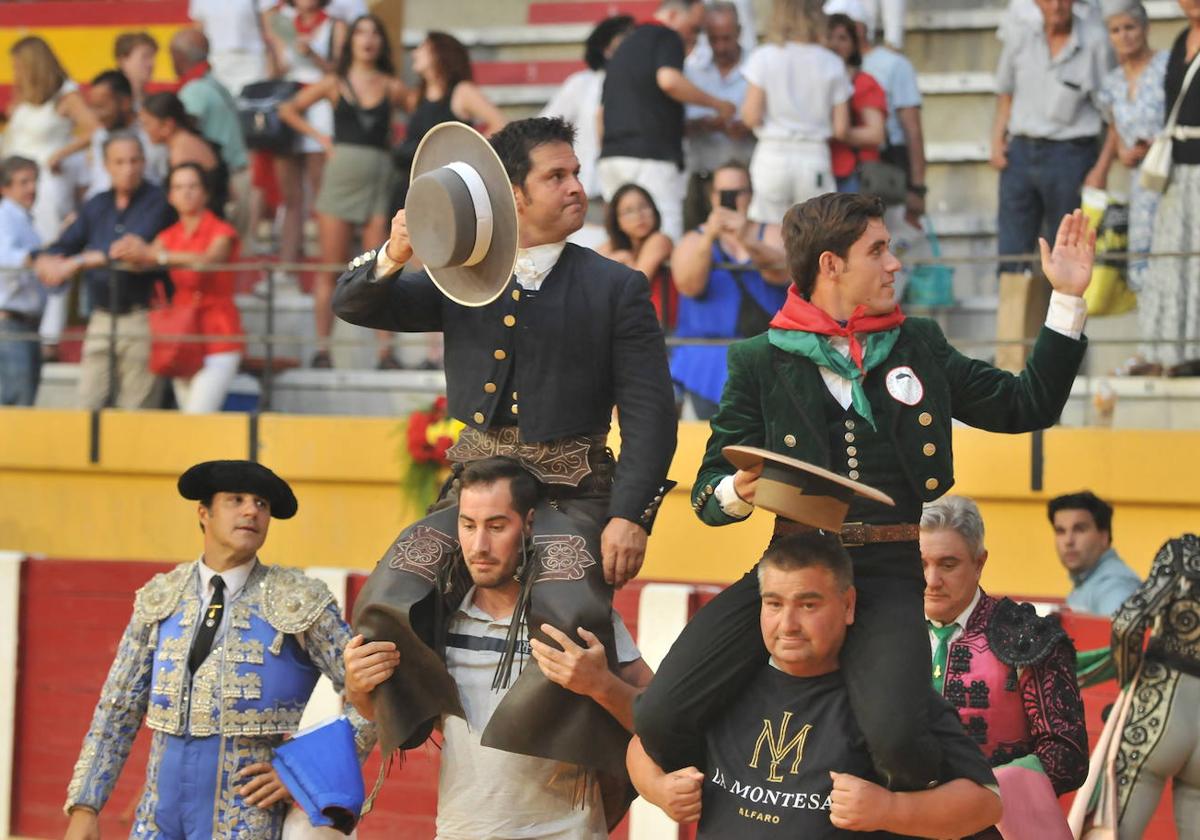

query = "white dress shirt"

[
  {"left": 196, "top": 556, "right": 257, "bottom": 642},
  {"left": 927, "top": 586, "right": 982, "bottom": 656},
  {"left": 714, "top": 294, "right": 1088, "bottom": 517}
]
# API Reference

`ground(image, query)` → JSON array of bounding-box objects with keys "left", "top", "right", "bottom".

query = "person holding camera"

[{"left": 668, "top": 160, "right": 788, "bottom": 419}]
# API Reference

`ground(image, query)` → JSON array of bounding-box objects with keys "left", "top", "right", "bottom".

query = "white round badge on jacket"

[{"left": 885, "top": 366, "right": 924, "bottom": 406}]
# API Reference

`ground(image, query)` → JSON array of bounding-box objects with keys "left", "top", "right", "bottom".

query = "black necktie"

[{"left": 189, "top": 575, "right": 226, "bottom": 673}]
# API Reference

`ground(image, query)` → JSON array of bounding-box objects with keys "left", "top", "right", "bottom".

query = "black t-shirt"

[
  {"left": 600, "top": 23, "right": 686, "bottom": 167},
  {"left": 1166, "top": 28, "right": 1200, "bottom": 164},
  {"left": 696, "top": 666, "right": 996, "bottom": 839}
]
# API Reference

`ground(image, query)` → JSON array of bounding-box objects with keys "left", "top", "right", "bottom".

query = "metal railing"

[{"left": 2, "top": 245, "right": 1198, "bottom": 415}]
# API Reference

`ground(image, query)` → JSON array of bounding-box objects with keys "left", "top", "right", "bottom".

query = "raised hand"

[{"left": 1039, "top": 209, "right": 1096, "bottom": 297}]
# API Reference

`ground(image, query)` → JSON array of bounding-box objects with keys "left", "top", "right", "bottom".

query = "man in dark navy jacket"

[{"left": 333, "top": 117, "right": 677, "bottom": 586}]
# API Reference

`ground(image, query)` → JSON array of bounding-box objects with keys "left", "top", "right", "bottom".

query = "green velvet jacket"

[{"left": 692, "top": 318, "right": 1087, "bottom": 524}]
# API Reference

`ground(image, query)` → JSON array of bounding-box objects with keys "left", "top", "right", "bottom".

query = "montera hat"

[
  {"left": 405, "top": 121, "right": 519, "bottom": 307},
  {"left": 723, "top": 446, "right": 894, "bottom": 530},
  {"left": 271, "top": 717, "right": 364, "bottom": 835},
  {"left": 177, "top": 460, "right": 298, "bottom": 519}
]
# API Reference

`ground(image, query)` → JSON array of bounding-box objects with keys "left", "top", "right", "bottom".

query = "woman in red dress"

[{"left": 115, "top": 163, "right": 243, "bottom": 413}]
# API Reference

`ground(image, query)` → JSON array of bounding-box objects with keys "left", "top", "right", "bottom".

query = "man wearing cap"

[
  {"left": 333, "top": 116, "right": 677, "bottom": 586},
  {"left": 921, "top": 495, "right": 1086, "bottom": 840},
  {"left": 636, "top": 192, "right": 1093, "bottom": 792},
  {"left": 63, "top": 460, "right": 374, "bottom": 840},
  {"left": 628, "top": 532, "right": 1003, "bottom": 838}
]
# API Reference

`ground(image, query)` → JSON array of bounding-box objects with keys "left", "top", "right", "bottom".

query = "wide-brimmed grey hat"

[{"left": 406, "top": 122, "right": 518, "bottom": 307}]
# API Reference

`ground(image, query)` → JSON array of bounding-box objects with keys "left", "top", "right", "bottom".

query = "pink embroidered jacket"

[{"left": 940, "top": 591, "right": 1088, "bottom": 795}]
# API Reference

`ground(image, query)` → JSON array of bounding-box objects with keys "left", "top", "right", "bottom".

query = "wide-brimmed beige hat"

[
  {"left": 406, "top": 122, "right": 518, "bottom": 307},
  {"left": 724, "top": 446, "right": 894, "bottom": 530}
]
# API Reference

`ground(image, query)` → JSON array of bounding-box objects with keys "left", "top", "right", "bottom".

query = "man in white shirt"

[
  {"left": 188, "top": 0, "right": 276, "bottom": 97},
  {"left": 345, "top": 457, "right": 653, "bottom": 838},
  {"left": 0, "top": 156, "right": 46, "bottom": 406},
  {"left": 684, "top": 2, "right": 756, "bottom": 180}
]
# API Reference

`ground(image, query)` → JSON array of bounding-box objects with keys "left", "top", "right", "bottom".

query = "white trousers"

[
  {"left": 747, "top": 137, "right": 834, "bottom": 225},
  {"left": 172, "top": 350, "right": 241, "bottom": 414},
  {"left": 597, "top": 156, "right": 686, "bottom": 241}
]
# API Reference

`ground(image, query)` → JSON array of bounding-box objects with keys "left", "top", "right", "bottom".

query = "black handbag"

[
  {"left": 857, "top": 159, "right": 908, "bottom": 206},
  {"left": 237, "top": 79, "right": 302, "bottom": 152}
]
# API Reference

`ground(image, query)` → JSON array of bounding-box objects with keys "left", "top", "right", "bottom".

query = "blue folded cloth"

[{"left": 272, "top": 717, "right": 365, "bottom": 835}]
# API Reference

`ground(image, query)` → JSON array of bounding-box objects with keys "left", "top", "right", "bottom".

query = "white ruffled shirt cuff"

[{"left": 715, "top": 474, "right": 754, "bottom": 518}]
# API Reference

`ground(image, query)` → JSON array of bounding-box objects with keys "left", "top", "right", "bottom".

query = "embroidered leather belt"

[
  {"left": 773, "top": 519, "right": 920, "bottom": 547},
  {"left": 446, "top": 426, "right": 609, "bottom": 487}
]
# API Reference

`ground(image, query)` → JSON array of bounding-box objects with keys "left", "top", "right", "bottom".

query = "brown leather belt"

[{"left": 773, "top": 519, "right": 920, "bottom": 547}]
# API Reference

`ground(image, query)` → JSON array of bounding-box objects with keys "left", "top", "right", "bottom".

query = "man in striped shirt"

[{"left": 345, "top": 457, "right": 653, "bottom": 839}]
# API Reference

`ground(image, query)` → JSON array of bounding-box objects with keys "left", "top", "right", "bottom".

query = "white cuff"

[
  {"left": 1045, "top": 291, "right": 1087, "bottom": 340},
  {"left": 373, "top": 248, "right": 402, "bottom": 281},
  {"left": 715, "top": 474, "right": 754, "bottom": 518}
]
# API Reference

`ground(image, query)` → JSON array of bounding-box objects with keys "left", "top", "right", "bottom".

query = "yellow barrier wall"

[{"left": 0, "top": 408, "right": 1195, "bottom": 598}]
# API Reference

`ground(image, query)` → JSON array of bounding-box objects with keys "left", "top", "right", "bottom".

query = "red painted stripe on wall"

[
  {"left": 527, "top": 1, "right": 658, "bottom": 25},
  {"left": 0, "top": 0, "right": 188, "bottom": 27}
]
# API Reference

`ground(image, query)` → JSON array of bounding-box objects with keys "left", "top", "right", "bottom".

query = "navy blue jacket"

[{"left": 333, "top": 243, "right": 678, "bottom": 529}]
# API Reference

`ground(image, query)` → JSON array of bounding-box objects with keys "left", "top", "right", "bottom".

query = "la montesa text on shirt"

[{"left": 706, "top": 708, "right": 832, "bottom": 826}]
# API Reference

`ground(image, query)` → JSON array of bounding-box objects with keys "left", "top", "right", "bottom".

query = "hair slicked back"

[{"left": 489, "top": 117, "right": 577, "bottom": 188}]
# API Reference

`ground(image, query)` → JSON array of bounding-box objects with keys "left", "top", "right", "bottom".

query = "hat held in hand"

[
  {"left": 723, "top": 446, "right": 894, "bottom": 530},
  {"left": 406, "top": 121, "right": 518, "bottom": 307}
]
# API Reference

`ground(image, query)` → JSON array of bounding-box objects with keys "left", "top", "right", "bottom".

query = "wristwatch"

[
  {"left": 907, "top": 184, "right": 928, "bottom": 197},
  {"left": 156, "top": 248, "right": 168, "bottom": 266}
]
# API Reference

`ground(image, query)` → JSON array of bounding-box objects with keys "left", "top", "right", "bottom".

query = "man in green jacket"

[{"left": 635, "top": 192, "right": 1095, "bottom": 790}]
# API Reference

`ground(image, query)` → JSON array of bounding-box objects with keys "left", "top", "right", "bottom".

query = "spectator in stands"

[
  {"left": 669, "top": 160, "right": 788, "bottom": 419},
  {"left": 826, "top": 12, "right": 887, "bottom": 192},
  {"left": 140, "top": 92, "right": 230, "bottom": 217},
  {"left": 1048, "top": 491, "right": 1141, "bottom": 616},
  {"left": 280, "top": 14, "right": 408, "bottom": 369},
  {"left": 826, "top": 0, "right": 929, "bottom": 228},
  {"left": 0, "top": 157, "right": 46, "bottom": 406},
  {"left": 4, "top": 36, "right": 102, "bottom": 363},
  {"left": 33, "top": 133, "right": 173, "bottom": 410},
  {"left": 1146, "top": 0, "right": 1200, "bottom": 376},
  {"left": 599, "top": 184, "right": 677, "bottom": 332},
  {"left": 187, "top": 0, "right": 276, "bottom": 97},
  {"left": 599, "top": 0, "right": 737, "bottom": 240},
  {"left": 111, "top": 163, "right": 243, "bottom": 414},
  {"left": 541, "top": 15, "right": 636, "bottom": 201},
  {"left": 920, "top": 496, "right": 1087, "bottom": 838},
  {"left": 270, "top": 0, "right": 348, "bottom": 293},
  {"left": 1087, "top": 1, "right": 1167, "bottom": 375},
  {"left": 990, "top": 0, "right": 1111, "bottom": 369},
  {"left": 390, "top": 32, "right": 507, "bottom": 214},
  {"left": 628, "top": 532, "right": 1003, "bottom": 837},
  {"left": 114, "top": 31, "right": 158, "bottom": 112},
  {"left": 741, "top": 0, "right": 850, "bottom": 224},
  {"left": 683, "top": 3, "right": 756, "bottom": 202},
  {"left": 3, "top": 37, "right": 100, "bottom": 244},
  {"left": 85, "top": 70, "right": 163, "bottom": 200},
  {"left": 171, "top": 30, "right": 250, "bottom": 224}
]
